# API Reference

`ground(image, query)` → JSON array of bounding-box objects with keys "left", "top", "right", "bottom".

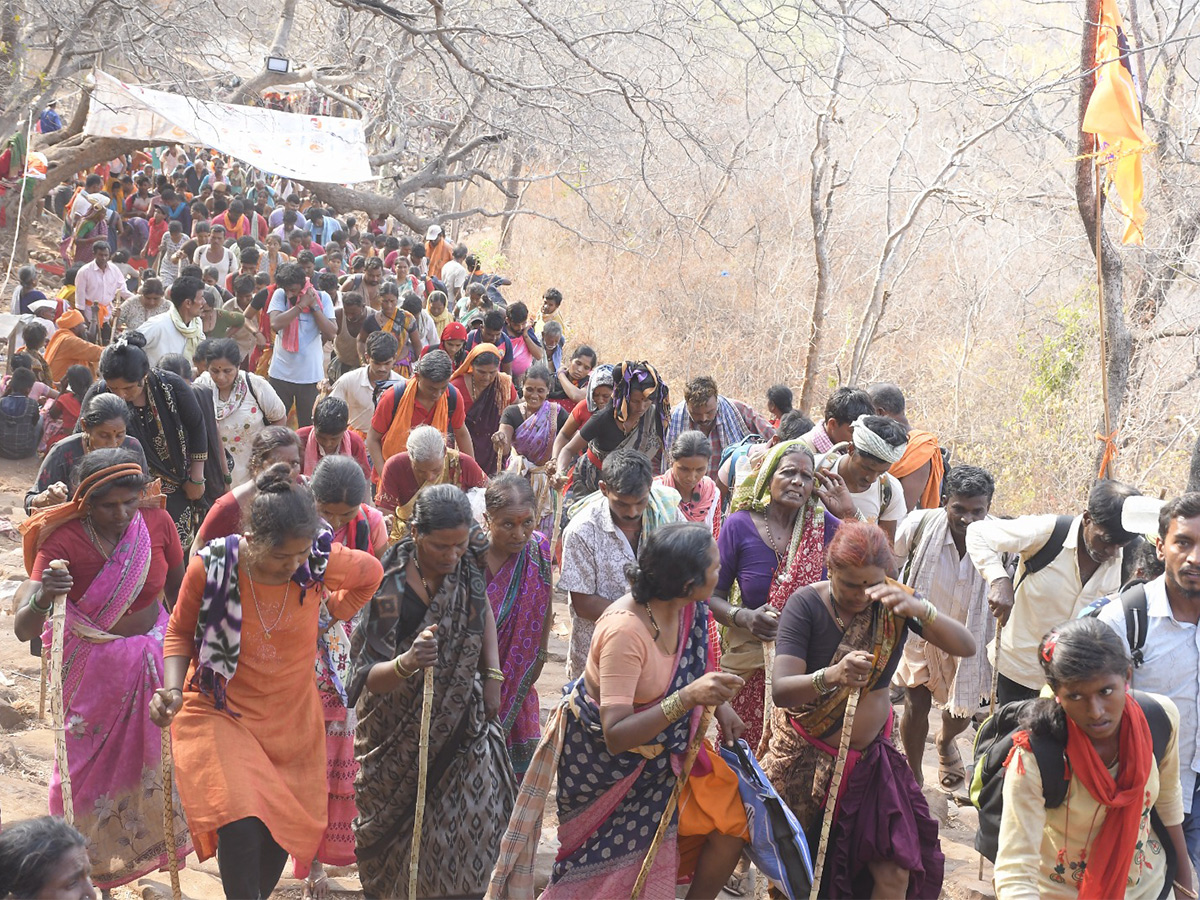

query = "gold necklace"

[
  {"left": 829, "top": 591, "right": 848, "bottom": 630},
  {"left": 645, "top": 603, "right": 662, "bottom": 642},
  {"left": 83, "top": 518, "right": 117, "bottom": 561},
  {"left": 413, "top": 557, "right": 439, "bottom": 602},
  {"left": 247, "top": 566, "right": 290, "bottom": 640}
]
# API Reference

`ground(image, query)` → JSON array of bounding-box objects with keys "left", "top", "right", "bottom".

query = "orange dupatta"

[
  {"left": 380, "top": 377, "right": 450, "bottom": 461},
  {"left": 889, "top": 429, "right": 945, "bottom": 509},
  {"left": 20, "top": 463, "right": 164, "bottom": 574}
]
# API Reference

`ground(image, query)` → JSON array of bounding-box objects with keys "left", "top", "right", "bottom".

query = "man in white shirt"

[
  {"left": 822, "top": 414, "right": 908, "bottom": 543},
  {"left": 440, "top": 244, "right": 470, "bottom": 306},
  {"left": 1098, "top": 492, "right": 1200, "bottom": 869},
  {"left": 137, "top": 275, "right": 207, "bottom": 367},
  {"left": 74, "top": 241, "right": 134, "bottom": 333},
  {"left": 895, "top": 465, "right": 995, "bottom": 789},
  {"left": 328, "top": 330, "right": 404, "bottom": 437},
  {"left": 966, "top": 479, "right": 1139, "bottom": 705},
  {"left": 193, "top": 225, "right": 235, "bottom": 285}
]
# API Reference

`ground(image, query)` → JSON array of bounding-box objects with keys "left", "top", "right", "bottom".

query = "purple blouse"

[{"left": 715, "top": 509, "right": 840, "bottom": 609}]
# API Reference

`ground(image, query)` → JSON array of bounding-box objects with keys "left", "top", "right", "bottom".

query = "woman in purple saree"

[
  {"left": 16, "top": 449, "right": 191, "bottom": 890},
  {"left": 483, "top": 474, "right": 555, "bottom": 776},
  {"left": 496, "top": 363, "right": 570, "bottom": 537}
]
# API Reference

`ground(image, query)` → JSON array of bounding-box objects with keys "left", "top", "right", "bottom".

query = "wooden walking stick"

[
  {"left": 160, "top": 721, "right": 182, "bottom": 900},
  {"left": 38, "top": 651, "right": 47, "bottom": 721},
  {"left": 809, "top": 688, "right": 861, "bottom": 900},
  {"left": 409, "top": 660, "right": 436, "bottom": 899},
  {"left": 762, "top": 640, "right": 776, "bottom": 724},
  {"left": 631, "top": 705, "right": 715, "bottom": 900},
  {"left": 46, "top": 560, "right": 73, "bottom": 825}
]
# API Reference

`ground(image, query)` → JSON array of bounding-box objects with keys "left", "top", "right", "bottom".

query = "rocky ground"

[{"left": 0, "top": 453, "right": 992, "bottom": 899}]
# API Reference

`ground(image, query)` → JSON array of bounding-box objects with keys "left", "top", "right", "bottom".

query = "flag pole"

[{"left": 1094, "top": 155, "right": 1115, "bottom": 479}]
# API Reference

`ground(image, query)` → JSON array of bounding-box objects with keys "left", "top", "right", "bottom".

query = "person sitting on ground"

[
  {"left": 824, "top": 414, "right": 910, "bottom": 543},
  {"left": 994, "top": 618, "right": 1195, "bottom": 900},
  {"left": 967, "top": 479, "right": 1140, "bottom": 706},
  {"left": 0, "top": 816, "right": 96, "bottom": 900},
  {"left": 0, "top": 369, "right": 41, "bottom": 459},
  {"left": 10, "top": 318, "right": 54, "bottom": 387},
  {"left": 766, "top": 383, "right": 793, "bottom": 427},
  {"left": 896, "top": 465, "right": 997, "bottom": 791},
  {"left": 13, "top": 264, "right": 48, "bottom": 315},
  {"left": 136, "top": 275, "right": 207, "bottom": 367},
  {"left": 327, "top": 330, "right": 404, "bottom": 438},
  {"left": 761, "top": 521, "right": 975, "bottom": 899},
  {"left": 44, "top": 309, "right": 102, "bottom": 383},
  {"left": 869, "top": 382, "right": 946, "bottom": 511},
  {"left": 35, "top": 364, "right": 89, "bottom": 456},
  {"left": 799, "top": 385, "right": 874, "bottom": 454},
  {"left": 297, "top": 396, "right": 371, "bottom": 482},
  {"left": 664, "top": 375, "right": 775, "bottom": 484},
  {"left": 375, "top": 425, "right": 486, "bottom": 541}
]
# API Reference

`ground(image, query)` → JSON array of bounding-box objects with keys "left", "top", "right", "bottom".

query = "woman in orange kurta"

[{"left": 150, "top": 463, "right": 383, "bottom": 900}]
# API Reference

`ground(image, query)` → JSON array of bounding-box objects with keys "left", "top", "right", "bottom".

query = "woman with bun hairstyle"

[
  {"left": 16, "top": 448, "right": 189, "bottom": 892},
  {"left": 491, "top": 522, "right": 749, "bottom": 900},
  {"left": 192, "top": 425, "right": 302, "bottom": 553},
  {"left": 349, "top": 483, "right": 516, "bottom": 899},
  {"left": 150, "top": 463, "right": 384, "bottom": 900},
  {"left": 761, "top": 520, "right": 975, "bottom": 898},
  {"left": 85, "top": 330, "right": 219, "bottom": 548},
  {"left": 994, "top": 618, "right": 1196, "bottom": 900}
]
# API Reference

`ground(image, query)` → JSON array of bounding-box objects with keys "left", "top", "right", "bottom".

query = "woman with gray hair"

[{"left": 376, "top": 424, "right": 487, "bottom": 542}]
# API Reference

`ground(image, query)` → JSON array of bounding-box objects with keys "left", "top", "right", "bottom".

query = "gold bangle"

[
  {"left": 393, "top": 656, "right": 415, "bottom": 678},
  {"left": 660, "top": 691, "right": 687, "bottom": 723},
  {"left": 485, "top": 668, "right": 505, "bottom": 682},
  {"left": 920, "top": 598, "right": 939, "bottom": 626},
  {"left": 812, "top": 668, "right": 830, "bottom": 694},
  {"left": 1175, "top": 882, "right": 1199, "bottom": 900}
]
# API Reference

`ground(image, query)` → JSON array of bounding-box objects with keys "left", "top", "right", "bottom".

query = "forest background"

[{"left": 1, "top": 0, "right": 1198, "bottom": 514}]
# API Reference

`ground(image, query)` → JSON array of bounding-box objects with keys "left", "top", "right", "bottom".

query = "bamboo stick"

[
  {"left": 409, "top": 665, "right": 436, "bottom": 898},
  {"left": 809, "top": 688, "right": 861, "bottom": 900},
  {"left": 47, "top": 560, "right": 72, "bottom": 826},
  {"left": 160, "top": 725, "right": 181, "bottom": 900}
]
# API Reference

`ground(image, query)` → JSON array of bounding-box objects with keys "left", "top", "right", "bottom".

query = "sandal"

[
  {"left": 724, "top": 870, "right": 750, "bottom": 897},
  {"left": 302, "top": 871, "right": 330, "bottom": 900},
  {"left": 937, "top": 735, "right": 967, "bottom": 792}
]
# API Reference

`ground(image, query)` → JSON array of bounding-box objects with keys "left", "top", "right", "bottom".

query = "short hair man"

[
  {"left": 466, "top": 309, "right": 515, "bottom": 375},
  {"left": 440, "top": 243, "right": 470, "bottom": 304},
  {"left": 369, "top": 348, "right": 473, "bottom": 473},
  {"left": 869, "top": 382, "right": 945, "bottom": 511},
  {"left": 137, "top": 275, "right": 206, "bottom": 367},
  {"left": 558, "top": 449, "right": 683, "bottom": 680},
  {"left": 799, "top": 386, "right": 874, "bottom": 454},
  {"left": 967, "top": 479, "right": 1141, "bottom": 705},
  {"left": 824, "top": 414, "right": 909, "bottom": 543},
  {"left": 329, "top": 330, "right": 405, "bottom": 436},
  {"left": 1098, "top": 492, "right": 1200, "bottom": 869},
  {"left": 896, "top": 465, "right": 996, "bottom": 788},
  {"left": 663, "top": 375, "right": 775, "bottom": 482},
  {"left": 266, "top": 262, "right": 338, "bottom": 429}
]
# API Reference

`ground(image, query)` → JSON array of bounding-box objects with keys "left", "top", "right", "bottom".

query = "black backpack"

[
  {"left": 1079, "top": 582, "right": 1151, "bottom": 667},
  {"left": 1014, "top": 514, "right": 1074, "bottom": 589},
  {"left": 970, "top": 690, "right": 1176, "bottom": 894}
]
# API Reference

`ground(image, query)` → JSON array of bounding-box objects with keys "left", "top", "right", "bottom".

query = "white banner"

[{"left": 84, "top": 70, "right": 374, "bottom": 184}]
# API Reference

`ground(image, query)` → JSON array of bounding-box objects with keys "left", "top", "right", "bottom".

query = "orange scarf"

[
  {"left": 19, "top": 463, "right": 164, "bottom": 573},
  {"left": 380, "top": 377, "right": 449, "bottom": 461},
  {"left": 889, "top": 429, "right": 945, "bottom": 509},
  {"left": 1066, "top": 694, "right": 1153, "bottom": 899}
]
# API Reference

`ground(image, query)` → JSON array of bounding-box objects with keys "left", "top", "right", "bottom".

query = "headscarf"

[
  {"left": 441, "top": 321, "right": 467, "bottom": 343},
  {"left": 450, "top": 341, "right": 503, "bottom": 382},
  {"left": 586, "top": 364, "right": 614, "bottom": 412},
  {"left": 20, "top": 462, "right": 163, "bottom": 573},
  {"left": 610, "top": 361, "right": 668, "bottom": 436},
  {"left": 850, "top": 415, "right": 906, "bottom": 465},
  {"left": 45, "top": 310, "right": 88, "bottom": 370},
  {"left": 730, "top": 438, "right": 816, "bottom": 515}
]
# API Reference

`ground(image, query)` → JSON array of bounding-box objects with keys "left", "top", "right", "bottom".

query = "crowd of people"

[{"left": 4, "top": 144, "right": 1200, "bottom": 900}]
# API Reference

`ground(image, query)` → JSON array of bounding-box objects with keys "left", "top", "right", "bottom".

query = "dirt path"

[{"left": 0, "top": 458, "right": 990, "bottom": 898}]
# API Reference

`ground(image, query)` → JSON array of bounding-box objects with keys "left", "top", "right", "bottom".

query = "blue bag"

[{"left": 717, "top": 739, "right": 813, "bottom": 900}]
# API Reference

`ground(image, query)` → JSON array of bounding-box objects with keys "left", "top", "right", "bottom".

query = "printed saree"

[
  {"left": 488, "top": 600, "right": 710, "bottom": 899},
  {"left": 568, "top": 402, "right": 664, "bottom": 502},
  {"left": 486, "top": 532, "right": 553, "bottom": 776},
  {"left": 350, "top": 529, "right": 517, "bottom": 898},
  {"left": 508, "top": 399, "right": 558, "bottom": 535},
  {"left": 759, "top": 596, "right": 943, "bottom": 899},
  {"left": 44, "top": 511, "right": 192, "bottom": 888}
]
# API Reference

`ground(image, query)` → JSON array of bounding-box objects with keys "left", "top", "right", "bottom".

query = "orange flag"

[{"left": 1082, "top": 0, "right": 1150, "bottom": 245}]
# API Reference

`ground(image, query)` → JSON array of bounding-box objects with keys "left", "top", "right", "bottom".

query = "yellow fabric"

[{"left": 1081, "top": 0, "right": 1149, "bottom": 245}]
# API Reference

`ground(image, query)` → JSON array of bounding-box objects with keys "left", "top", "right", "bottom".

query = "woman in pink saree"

[
  {"left": 16, "top": 448, "right": 191, "bottom": 890},
  {"left": 483, "top": 474, "right": 555, "bottom": 777}
]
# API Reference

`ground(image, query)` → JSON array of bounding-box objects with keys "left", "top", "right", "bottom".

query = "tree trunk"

[
  {"left": 498, "top": 148, "right": 524, "bottom": 253},
  {"left": 1076, "top": 0, "right": 1133, "bottom": 482}
]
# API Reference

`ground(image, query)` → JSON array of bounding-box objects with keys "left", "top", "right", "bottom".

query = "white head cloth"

[{"left": 851, "top": 415, "right": 906, "bottom": 465}]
